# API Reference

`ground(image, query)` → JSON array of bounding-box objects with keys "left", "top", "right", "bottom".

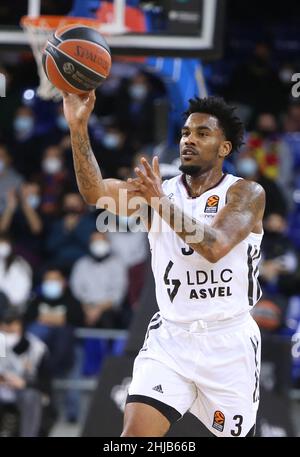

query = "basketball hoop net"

[{"left": 21, "top": 16, "right": 103, "bottom": 100}]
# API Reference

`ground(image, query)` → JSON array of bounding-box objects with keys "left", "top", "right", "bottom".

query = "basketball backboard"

[{"left": 0, "top": 0, "right": 225, "bottom": 59}]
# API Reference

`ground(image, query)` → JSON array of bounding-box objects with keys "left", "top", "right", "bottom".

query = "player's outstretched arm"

[
  {"left": 62, "top": 91, "right": 145, "bottom": 215},
  {"left": 130, "top": 157, "right": 265, "bottom": 263}
]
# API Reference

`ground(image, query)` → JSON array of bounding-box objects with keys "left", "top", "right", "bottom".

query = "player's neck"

[{"left": 184, "top": 168, "right": 224, "bottom": 198}]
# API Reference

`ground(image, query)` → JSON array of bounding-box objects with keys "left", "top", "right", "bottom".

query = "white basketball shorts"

[{"left": 127, "top": 311, "right": 261, "bottom": 437}]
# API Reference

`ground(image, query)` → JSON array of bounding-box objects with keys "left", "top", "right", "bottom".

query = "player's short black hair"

[{"left": 184, "top": 96, "right": 245, "bottom": 153}]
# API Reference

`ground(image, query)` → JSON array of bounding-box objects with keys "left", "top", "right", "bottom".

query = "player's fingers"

[
  {"left": 128, "top": 183, "right": 147, "bottom": 196},
  {"left": 134, "top": 167, "right": 148, "bottom": 183},
  {"left": 127, "top": 179, "right": 142, "bottom": 189},
  {"left": 127, "top": 177, "right": 143, "bottom": 185},
  {"left": 140, "top": 157, "right": 155, "bottom": 178},
  {"left": 152, "top": 156, "right": 161, "bottom": 178}
]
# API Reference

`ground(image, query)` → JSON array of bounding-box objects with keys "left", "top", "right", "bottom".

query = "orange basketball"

[{"left": 42, "top": 24, "right": 111, "bottom": 95}]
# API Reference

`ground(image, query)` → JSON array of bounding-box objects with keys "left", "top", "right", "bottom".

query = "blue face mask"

[
  {"left": 129, "top": 84, "right": 147, "bottom": 100},
  {"left": 26, "top": 194, "right": 40, "bottom": 209},
  {"left": 14, "top": 116, "right": 34, "bottom": 135},
  {"left": 102, "top": 133, "right": 121, "bottom": 150},
  {"left": 57, "top": 115, "right": 69, "bottom": 132},
  {"left": 237, "top": 158, "right": 258, "bottom": 178},
  {"left": 41, "top": 280, "right": 63, "bottom": 300}
]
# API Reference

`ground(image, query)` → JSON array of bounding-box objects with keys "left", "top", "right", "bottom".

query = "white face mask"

[
  {"left": 42, "top": 157, "right": 62, "bottom": 175},
  {"left": 0, "top": 242, "right": 12, "bottom": 258},
  {"left": 4, "top": 333, "right": 20, "bottom": 349},
  {"left": 90, "top": 240, "right": 111, "bottom": 258}
]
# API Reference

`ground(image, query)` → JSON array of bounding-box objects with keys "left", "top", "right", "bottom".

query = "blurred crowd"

[
  {"left": 0, "top": 64, "right": 159, "bottom": 435},
  {"left": 1, "top": 35, "right": 300, "bottom": 435}
]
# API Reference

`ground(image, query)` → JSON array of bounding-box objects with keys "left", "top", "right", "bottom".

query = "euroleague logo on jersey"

[
  {"left": 204, "top": 195, "right": 219, "bottom": 214},
  {"left": 212, "top": 410, "right": 225, "bottom": 432}
]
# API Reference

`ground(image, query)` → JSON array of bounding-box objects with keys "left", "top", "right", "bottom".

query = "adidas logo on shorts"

[{"left": 152, "top": 384, "right": 163, "bottom": 394}]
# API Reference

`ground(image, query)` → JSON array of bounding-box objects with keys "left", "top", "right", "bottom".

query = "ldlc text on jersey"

[{"left": 187, "top": 268, "right": 233, "bottom": 299}]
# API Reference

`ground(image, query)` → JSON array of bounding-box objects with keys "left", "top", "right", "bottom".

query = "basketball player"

[{"left": 63, "top": 91, "right": 265, "bottom": 437}]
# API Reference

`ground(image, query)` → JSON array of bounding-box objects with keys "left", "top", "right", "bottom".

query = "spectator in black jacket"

[
  {"left": 25, "top": 267, "right": 83, "bottom": 377},
  {"left": 0, "top": 308, "right": 51, "bottom": 437}
]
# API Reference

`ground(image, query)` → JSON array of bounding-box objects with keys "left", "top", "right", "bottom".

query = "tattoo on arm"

[
  {"left": 155, "top": 179, "right": 265, "bottom": 262},
  {"left": 71, "top": 128, "right": 105, "bottom": 201}
]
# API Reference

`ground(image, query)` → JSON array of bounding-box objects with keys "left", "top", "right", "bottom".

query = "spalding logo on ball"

[{"left": 42, "top": 24, "right": 112, "bottom": 94}]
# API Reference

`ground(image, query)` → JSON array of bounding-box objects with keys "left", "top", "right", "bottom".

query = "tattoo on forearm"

[{"left": 71, "top": 130, "right": 104, "bottom": 194}]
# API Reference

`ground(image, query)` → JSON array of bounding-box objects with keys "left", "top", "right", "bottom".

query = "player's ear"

[{"left": 218, "top": 141, "right": 232, "bottom": 158}]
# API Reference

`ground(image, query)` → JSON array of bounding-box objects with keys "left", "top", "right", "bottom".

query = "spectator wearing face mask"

[
  {"left": 25, "top": 268, "right": 83, "bottom": 377},
  {"left": 10, "top": 106, "right": 42, "bottom": 178},
  {"left": 0, "top": 308, "right": 51, "bottom": 437},
  {"left": 236, "top": 154, "right": 288, "bottom": 218},
  {"left": 0, "top": 145, "right": 23, "bottom": 215},
  {"left": 260, "top": 213, "right": 300, "bottom": 297},
  {"left": 70, "top": 232, "right": 128, "bottom": 328},
  {"left": 108, "top": 215, "right": 148, "bottom": 310},
  {"left": 96, "top": 122, "right": 135, "bottom": 179},
  {"left": 34, "top": 145, "right": 73, "bottom": 220},
  {"left": 0, "top": 182, "right": 44, "bottom": 270},
  {"left": 0, "top": 234, "right": 32, "bottom": 312},
  {"left": 10, "top": 105, "right": 69, "bottom": 179},
  {"left": 13, "top": 106, "right": 35, "bottom": 143},
  {"left": 45, "top": 192, "right": 95, "bottom": 273},
  {"left": 116, "top": 72, "right": 156, "bottom": 148},
  {"left": 244, "top": 113, "right": 293, "bottom": 201}
]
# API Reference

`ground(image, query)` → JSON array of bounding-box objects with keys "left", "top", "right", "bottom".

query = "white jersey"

[{"left": 148, "top": 173, "right": 263, "bottom": 323}]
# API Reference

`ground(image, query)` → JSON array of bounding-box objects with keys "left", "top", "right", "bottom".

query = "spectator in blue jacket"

[{"left": 45, "top": 192, "right": 96, "bottom": 274}]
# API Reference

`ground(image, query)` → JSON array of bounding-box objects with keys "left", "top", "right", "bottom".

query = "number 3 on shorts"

[{"left": 231, "top": 415, "right": 243, "bottom": 436}]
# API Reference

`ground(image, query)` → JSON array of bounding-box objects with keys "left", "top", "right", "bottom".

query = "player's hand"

[
  {"left": 62, "top": 90, "right": 96, "bottom": 128},
  {"left": 127, "top": 156, "right": 165, "bottom": 206}
]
